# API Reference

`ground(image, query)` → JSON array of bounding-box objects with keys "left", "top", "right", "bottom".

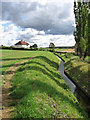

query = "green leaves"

[{"left": 74, "top": 1, "right": 89, "bottom": 59}]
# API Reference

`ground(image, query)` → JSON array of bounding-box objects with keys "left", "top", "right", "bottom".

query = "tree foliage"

[
  {"left": 74, "top": 1, "right": 89, "bottom": 59},
  {"left": 32, "top": 44, "right": 38, "bottom": 48},
  {"left": 49, "top": 42, "right": 55, "bottom": 51},
  {"left": 49, "top": 43, "right": 55, "bottom": 48},
  {"left": 30, "top": 44, "right": 38, "bottom": 50}
]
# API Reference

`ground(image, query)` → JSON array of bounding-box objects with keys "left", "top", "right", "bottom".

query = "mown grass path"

[{"left": 2, "top": 57, "right": 34, "bottom": 118}]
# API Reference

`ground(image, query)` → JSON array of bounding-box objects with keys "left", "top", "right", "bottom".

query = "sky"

[{"left": 0, "top": 0, "right": 76, "bottom": 47}]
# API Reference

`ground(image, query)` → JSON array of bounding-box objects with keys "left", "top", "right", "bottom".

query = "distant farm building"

[{"left": 14, "top": 40, "right": 30, "bottom": 48}]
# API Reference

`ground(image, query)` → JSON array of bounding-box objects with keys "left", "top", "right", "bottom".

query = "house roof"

[{"left": 15, "top": 40, "right": 29, "bottom": 45}]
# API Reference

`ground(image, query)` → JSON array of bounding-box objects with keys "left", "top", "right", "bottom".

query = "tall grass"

[{"left": 55, "top": 52, "right": 89, "bottom": 96}]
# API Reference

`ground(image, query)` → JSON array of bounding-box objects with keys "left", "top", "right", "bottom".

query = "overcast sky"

[{"left": 0, "top": 0, "right": 76, "bottom": 47}]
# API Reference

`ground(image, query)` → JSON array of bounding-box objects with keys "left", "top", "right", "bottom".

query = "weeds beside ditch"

[{"left": 55, "top": 52, "right": 90, "bottom": 96}]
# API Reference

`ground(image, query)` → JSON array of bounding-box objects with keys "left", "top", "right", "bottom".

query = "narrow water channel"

[
  {"left": 57, "top": 56, "right": 76, "bottom": 93},
  {"left": 57, "top": 56, "right": 90, "bottom": 118}
]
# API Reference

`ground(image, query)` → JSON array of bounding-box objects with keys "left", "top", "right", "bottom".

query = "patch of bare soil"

[
  {"left": 60, "top": 49, "right": 75, "bottom": 53},
  {"left": 1, "top": 57, "right": 34, "bottom": 119}
]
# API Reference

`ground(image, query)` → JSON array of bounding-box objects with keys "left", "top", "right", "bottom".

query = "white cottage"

[{"left": 14, "top": 40, "right": 30, "bottom": 48}]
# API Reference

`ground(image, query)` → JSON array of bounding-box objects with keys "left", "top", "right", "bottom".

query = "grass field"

[
  {"left": 55, "top": 52, "right": 90, "bottom": 96},
  {"left": 55, "top": 48, "right": 75, "bottom": 53},
  {"left": 1, "top": 50, "right": 44, "bottom": 74},
  {"left": 1, "top": 50, "right": 88, "bottom": 119}
]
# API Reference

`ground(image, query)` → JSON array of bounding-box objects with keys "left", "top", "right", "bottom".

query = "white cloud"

[
  {"left": 0, "top": 20, "right": 75, "bottom": 47},
  {"left": 0, "top": 22, "right": 18, "bottom": 46},
  {"left": 2, "top": 1, "right": 75, "bottom": 35},
  {"left": 2, "top": 0, "right": 74, "bottom": 4},
  {"left": 1, "top": 20, "right": 10, "bottom": 24},
  {"left": 1, "top": 0, "right": 76, "bottom": 47},
  {"left": 9, "top": 24, "right": 18, "bottom": 30},
  {"left": 38, "top": 30, "right": 45, "bottom": 35},
  {"left": 30, "top": 34, "right": 75, "bottom": 47}
]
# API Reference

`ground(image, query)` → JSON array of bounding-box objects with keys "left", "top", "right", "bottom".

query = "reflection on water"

[{"left": 57, "top": 56, "right": 76, "bottom": 93}]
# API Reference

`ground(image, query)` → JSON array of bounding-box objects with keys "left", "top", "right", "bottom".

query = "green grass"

[
  {"left": 55, "top": 52, "right": 89, "bottom": 96},
  {"left": 55, "top": 48, "right": 74, "bottom": 52},
  {"left": 2, "top": 50, "right": 44, "bottom": 59},
  {"left": 85, "top": 56, "right": 90, "bottom": 63},
  {"left": 1, "top": 50, "right": 44, "bottom": 74},
  {"left": 55, "top": 48, "right": 67, "bottom": 52},
  {"left": 9, "top": 51, "right": 88, "bottom": 119}
]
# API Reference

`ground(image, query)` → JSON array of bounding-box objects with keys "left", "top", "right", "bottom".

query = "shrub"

[{"left": 85, "top": 56, "right": 90, "bottom": 63}]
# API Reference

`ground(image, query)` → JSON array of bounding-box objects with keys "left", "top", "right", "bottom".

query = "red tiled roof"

[{"left": 15, "top": 40, "right": 29, "bottom": 45}]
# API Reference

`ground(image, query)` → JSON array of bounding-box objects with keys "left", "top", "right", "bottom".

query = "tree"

[
  {"left": 30, "top": 45, "right": 32, "bottom": 49},
  {"left": 30, "top": 44, "right": 38, "bottom": 50},
  {"left": 32, "top": 44, "right": 38, "bottom": 50},
  {"left": 49, "top": 42, "right": 55, "bottom": 51},
  {"left": 74, "top": 1, "right": 89, "bottom": 59},
  {"left": 33, "top": 44, "right": 37, "bottom": 48}
]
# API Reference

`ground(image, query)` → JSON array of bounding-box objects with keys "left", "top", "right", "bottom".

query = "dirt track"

[{"left": 1, "top": 57, "right": 34, "bottom": 119}]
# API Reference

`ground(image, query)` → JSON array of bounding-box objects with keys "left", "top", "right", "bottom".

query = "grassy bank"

[
  {"left": 55, "top": 52, "right": 90, "bottom": 96},
  {"left": 9, "top": 51, "right": 88, "bottom": 118}
]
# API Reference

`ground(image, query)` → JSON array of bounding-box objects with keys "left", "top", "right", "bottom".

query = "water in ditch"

[{"left": 57, "top": 56, "right": 90, "bottom": 118}]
